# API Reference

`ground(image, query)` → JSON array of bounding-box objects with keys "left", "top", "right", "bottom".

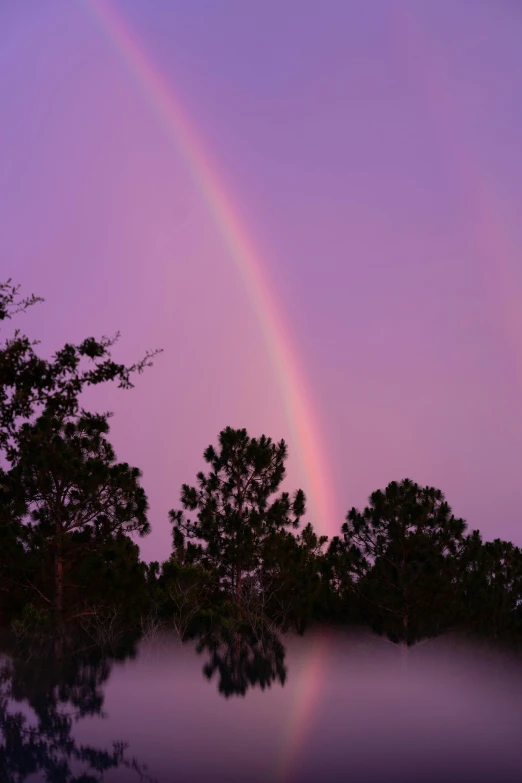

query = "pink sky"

[{"left": 1, "top": 0, "right": 522, "bottom": 561}]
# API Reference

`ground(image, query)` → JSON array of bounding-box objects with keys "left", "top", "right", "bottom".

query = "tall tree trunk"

[
  {"left": 236, "top": 566, "right": 242, "bottom": 608},
  {"left": 235, "top": 566, "right": 243, "bottom": 660},
  {"left": 401, "top": 611, "right": 410, "bottom": 644},
  {"left": 54, "top": 533, "right": 64, "bottom": 629}
]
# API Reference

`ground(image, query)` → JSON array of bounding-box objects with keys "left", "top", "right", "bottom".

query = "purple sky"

[{"left": 2, "top": 0, "right": 522, "bottom": 561}]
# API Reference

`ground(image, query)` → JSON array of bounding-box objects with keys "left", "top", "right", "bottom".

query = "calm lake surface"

[{"left": 3, "top": 629, "right": 522, "bottom": 783}]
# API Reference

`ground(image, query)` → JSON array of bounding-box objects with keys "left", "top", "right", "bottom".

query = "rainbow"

[
  {"left": 273, "top": 631, "right": 330, "bottom": 782},
  {"left": 78, "top": 5, "right": 522, "bottom": 783},
  {"left": 391, "top": 4, "right": 522, "bottom": 378},
  {"left": 82, "top": 0, "right": 337, "bottom": 538}
]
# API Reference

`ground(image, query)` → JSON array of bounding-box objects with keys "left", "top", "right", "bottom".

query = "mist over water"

[{"left": 9, "top": 630, "right": 519, "bottom": 783}]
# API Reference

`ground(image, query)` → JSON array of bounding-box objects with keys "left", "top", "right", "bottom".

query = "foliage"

[
  {"left": 0, "top": 636, "right": 155, "bottom": 782},
  {"left": 170, "top": 427, "right": 305, "bottom": 607},
  {"left": 260, "top": 523, "right": 329, "bottom": 632},
  {"left": 459, "top": 532, "right": 522, "bottom": 639},
  {"left": 189, "top": 613, "right": 287, "bottom": 698},
  {"left": 0, "top": 280, "right": 159, "bottom": 458},
  {"left": 6, "top": 412, "right": 150, "bottom": 625},
  {"left": 331, "top": 479, "right": 467, "bottom": 645},
  {"left": 4, "top": 278, "right": 522, "bottom": 662},
  {"left": 0, "top": 279, "right": 159, "bottom": 634},
  {"left": 157, "top": 557, "right": 217, "bottom": 638}
]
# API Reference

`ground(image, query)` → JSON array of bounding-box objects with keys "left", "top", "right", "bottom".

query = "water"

[{"left": 2, "top": 629, "right": 522, "bottom": 783}]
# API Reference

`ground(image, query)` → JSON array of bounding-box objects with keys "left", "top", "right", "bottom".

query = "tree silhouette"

[
  {"left": 0, "top": 280, "right": 159, "bottom": 457},
  {"left": 0, "top": 280, "right": 159, "bottom": 628},
  {"left": 459, "top": 532, "right": 522, "bottom": 639},
  {"left": 8, "top": 413, "right": 150, "bottom": 626},
  {"left": 332, "top": 479, "right": 467, "bottom": 645},
  {"left": 170, "top": 427, "right": 305, "bottom": 609},
  {"left": 0, "top": 637, "right": 155, "bottom": 782},
  {"left": 260, "top": 523, "right": 328, "bottom": 632},
  {"left": 192, "top": 616, "right": 287, "bottom": 698}
]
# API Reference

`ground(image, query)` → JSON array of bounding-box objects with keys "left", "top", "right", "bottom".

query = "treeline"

[{"left": 1, "top": 280, "right": 522, "bottom": 651}]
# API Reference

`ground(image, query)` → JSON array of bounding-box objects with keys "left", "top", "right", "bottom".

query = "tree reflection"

[
  {"left": 0, "top": 634, "right": 155, "bottom": 782},
  {"left": 192, "top": 617, "right": 287, "bottom": 698}
]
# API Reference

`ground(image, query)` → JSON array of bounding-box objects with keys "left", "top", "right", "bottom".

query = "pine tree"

[
  {"left": 332, "top": 479, "right": 467, "bottom": 645},
  {"left": 169, "top": 427, "right": 305, "bottom": 608},
  {"left": 260, "top": 523, "right": 328, "bottom": 632},
  {"left": 8, "top": 412, "right": 150, "bottom": 626},
  {"left": 0, "top": 280, "right": 158, "bottom": 626},
  {"left": 459, "top": 532, "right": 522, "bottom": 639}
]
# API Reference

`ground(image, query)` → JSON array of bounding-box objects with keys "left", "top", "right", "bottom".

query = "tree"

[
  {"left": 8, "top": 412, "right": 150, "bottom": 626},
  {"left": 196, "top": 620, "right": 287, "bottom": 698},
  {"left": 260, "top": 523, "right": 328, "bottom": 633},
  {"left": 0, "top": 279, "right": 159, "bottom": 457},
  {"left": 0, "top": 278, "right": 42, "bottom": 322},
  {"left": 333, "top": 479, "right": 467, "bottom": 645},
  {"left": 0, "top": 279, "right": 159, "bottom": 612},
  {"left": 0, "top": 471, "right": 28, "bottom": 625},
  {"left": 72, "top": 531, "right": 150, "bottom": 645},
  {"left": 0, "top": 637, "right": 154, "bottom": 782},
  {"left": 169, "top": 427, "right": 305, "bottom": 609},
  {"left": 157, "top": 557, "right": 216, "bottom": 639},
  {"left": 459, "top": 532, "right": 522, "bottom": 639}
]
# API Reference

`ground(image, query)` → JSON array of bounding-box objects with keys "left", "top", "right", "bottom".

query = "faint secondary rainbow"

[
  {"left": 391, "top": 3, "right": 522, "bottom": 386},
  {"left": 82, "top": 0, "right": 337, "bottom": 536}
]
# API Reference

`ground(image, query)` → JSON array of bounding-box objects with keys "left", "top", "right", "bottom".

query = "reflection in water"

[
  {"left": 193, "top": 620, "right": 287, "bottom": 698},
  {"left": 3, "top": 630, "right": 522, "bottom": 782},
  {"left": 0, "top": 634, "right": 155, "bottom": 782}
]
